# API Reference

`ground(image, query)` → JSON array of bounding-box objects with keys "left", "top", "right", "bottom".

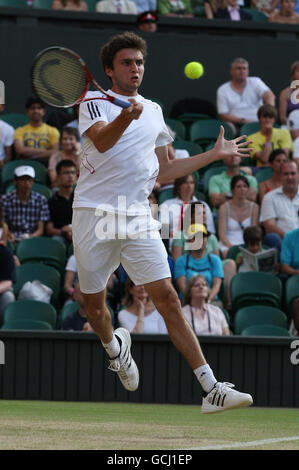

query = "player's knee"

[{"left": 154, "top": 286, "right": 182, "bottom": 319}]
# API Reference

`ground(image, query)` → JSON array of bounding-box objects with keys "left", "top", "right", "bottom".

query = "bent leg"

[{"left": 144, "top": 278, "right": 207, "bottom": 370}]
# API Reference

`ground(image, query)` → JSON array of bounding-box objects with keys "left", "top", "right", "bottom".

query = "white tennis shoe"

[
  {"left": 201, "top": 382, "right": 253, "bottom": 414},
  {"left": 108, "top": 328, "right": 139, "bottom": 392}
]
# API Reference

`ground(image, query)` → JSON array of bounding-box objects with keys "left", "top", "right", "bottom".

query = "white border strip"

[{"left": 187, "top": 436, "right": 299, "bottom": 450}]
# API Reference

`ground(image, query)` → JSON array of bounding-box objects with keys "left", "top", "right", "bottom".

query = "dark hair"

[
  {"left": 173, "top": 174, "right": 195, "bottom": 198},
  {"left": 257, "top": 104, "right": 277, "bottom": 120},
  {"left": 61, "top": 126, "right": 80, "bottom": 142},
  {"left": 0, "top": 202, "right": 3, "bottom": 227},
  {"left": 230, "top": 174, "right": 249, "bottom": 191},
  {"left": 101, "top": 31, "right": 147, "bottom": 72},
  {"left": 25, "top": 96, "right": 45, "bottom": 110},
  {"left": 269, "top": 149, "right": 287, "bottom": 164},
  {"left": 56, "top": 159, "right": 77, "bottom": 175},
  {"left": 243, "top": 225, "right": 263, "bottom": 245}
]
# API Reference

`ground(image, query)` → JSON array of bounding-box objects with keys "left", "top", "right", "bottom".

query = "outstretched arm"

[{"left": 156, "top": 126, "right": 252, "bottom": 182}]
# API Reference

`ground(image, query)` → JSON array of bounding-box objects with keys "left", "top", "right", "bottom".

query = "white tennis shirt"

[{"left": 73, "top": 90, "right": 172, "bottom": 215}]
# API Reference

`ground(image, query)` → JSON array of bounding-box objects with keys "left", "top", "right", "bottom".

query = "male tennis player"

[{"left": 72, "top": 31, "right": 253, "bottom": 413}]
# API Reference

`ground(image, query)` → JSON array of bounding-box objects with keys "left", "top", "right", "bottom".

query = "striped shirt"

[{"left": 1, "top": 190, "right": 50, "bottom": 238}]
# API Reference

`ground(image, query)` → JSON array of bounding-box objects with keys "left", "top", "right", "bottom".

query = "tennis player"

[{"left": 72, "top": 31, "right": 253, "bottom": 413}]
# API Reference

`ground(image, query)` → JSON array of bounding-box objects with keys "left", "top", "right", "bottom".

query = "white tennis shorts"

[{"left": 72, "top": 208, "right": 171, "bottom": 294}]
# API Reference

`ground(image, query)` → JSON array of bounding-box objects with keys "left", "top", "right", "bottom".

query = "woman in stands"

[
  {"left": 258, "top": 149, "right": 288, "bottom": 203},
  {"left": 52, "top": 0, "right": 88, "bottom": 10}
]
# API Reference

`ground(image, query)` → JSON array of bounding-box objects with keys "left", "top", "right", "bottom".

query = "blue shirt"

[
  {"left": 280, "top": 228, "right": 299, "bottom": 270},
  {"left": 174, "top": 253, "right": 224, "bottom": 287},
  {"left": 133, "top": 0, "right": 157, "bottom": 12}
]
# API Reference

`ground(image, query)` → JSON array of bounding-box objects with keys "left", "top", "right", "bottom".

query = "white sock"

[
  {"left": 102, "top": 334, "right": 121, "bottom": 359},
  {"left": 193, "top": 364, "right": 217, "bottom": 393}
]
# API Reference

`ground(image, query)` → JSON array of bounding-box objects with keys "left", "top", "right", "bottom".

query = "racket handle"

[{"left": 112, "top": 97, "right": 131, "bottom": 109}]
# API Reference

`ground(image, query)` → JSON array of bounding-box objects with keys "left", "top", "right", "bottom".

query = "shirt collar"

[{"left": 227, "top": 4, "right": 240, "bottom": 10}]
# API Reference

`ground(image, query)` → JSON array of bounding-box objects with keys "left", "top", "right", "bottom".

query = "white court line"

[{"left": 186, "top": 436, "right": 299, "bottom": 450}]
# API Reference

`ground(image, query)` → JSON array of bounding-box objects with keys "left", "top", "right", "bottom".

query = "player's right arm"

[{"left": 85, "top": 100, "right": 143, "bottom": 153}]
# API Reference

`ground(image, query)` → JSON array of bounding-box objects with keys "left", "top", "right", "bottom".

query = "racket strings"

[{"left": 32, "top": 49, "right": 87, "bottom": 107}]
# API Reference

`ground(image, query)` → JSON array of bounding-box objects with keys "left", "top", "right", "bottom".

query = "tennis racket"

[{"left": 31, "top": 46, "right": 131, "bottom": 109}]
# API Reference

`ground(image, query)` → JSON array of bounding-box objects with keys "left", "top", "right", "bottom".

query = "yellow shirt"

[
  {"left": 247, "top": 128, "right": 293, "bottom": 166},
  {"left": 14, "top": 123, "right": 60, "bottom": 150}
]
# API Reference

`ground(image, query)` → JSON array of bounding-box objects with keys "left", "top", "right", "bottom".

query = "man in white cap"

[{"left": 1, "top": 165, "right": 50, "bottom": 243}]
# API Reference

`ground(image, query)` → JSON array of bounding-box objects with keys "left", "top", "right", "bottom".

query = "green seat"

[
  {"left": 61, "top": 301, "right": 78, "bottom": 322},
  {"left": 226, "top": 244, "right": 244, "bottom": 261},
  {"left": 173, "top": 139, "right": 203, "bottom": 157},
  {"left": 16, "top": 237, "right": 66, "bottom": 275},
  {"left": 234, "top": 305, "right": 288, "bottom": 335},
  {"left": 158, "top": 188, "right": 174, "bottom": 205},
  {"left": 202, "top": 165, "right": 226, "bottom": 196},
  {"left": 190, "top": 120, "right": 234, "bottom": 149},
  {"left": 67, "top": 242, "right": 74, "bottom": 258},
  {"left": 6, "top": 182, "right": 52, "bottom": 200},
  {"left": 240, "top": 122, "right": 261, "bottom": 136},
  {"left": 255, "top": 168, "right": 273, "bottom": 183},
  {"left": 176, "top": 113, "right": 213, "bottom": 140},
  {"left": 194, "top": 5, "right": 206, "bottom": 17},
  {"left": 33, "top": 0, "right": 53, "bottom": 8},
  {"left": 285, "top": 274, "right": 299, "bottom": 318},
  {"left": 1, "top": 113, "right": 28, "bottom": 128},
  {"left": 242, "top": 7, "right": 268, "bottom": 21},
  {"left": 2, "top": 319, "right": 53, "bottom": 330},
  {"left": 241, "top": 324, "right": 291, "bottom": 336},
  {"left": 3, "top": 299, "right": 57, "bottom": 328},
  {"left": 14, "top": 262, "right": 61, "bottom": 308},
  {"left": 0, "top": 0, "right": 28, "bottom": 6},
  {"left": 165, "top": 118, "right": 186, "bottom": 140},
  {"left": 230, "top": 272, "right": 282, "bottom": 313},
  {"left": 2, "top": 159, "right": 48, "bottom": 189}
]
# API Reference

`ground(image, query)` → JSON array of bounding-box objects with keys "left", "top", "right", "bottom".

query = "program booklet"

[{"left": 239, "top": 247, "right": 278, "bottom": 274}]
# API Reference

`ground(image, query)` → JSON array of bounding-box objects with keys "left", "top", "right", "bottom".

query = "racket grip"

[{"left": 112, "top": 97, "right": 131, "bottom": 108}]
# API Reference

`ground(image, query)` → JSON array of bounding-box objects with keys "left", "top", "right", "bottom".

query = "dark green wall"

[{"left": 1, "top": 7, "right": 299, "bottom": 116}]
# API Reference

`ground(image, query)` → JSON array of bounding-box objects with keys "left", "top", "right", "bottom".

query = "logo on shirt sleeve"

[{"left": 87, "top": 101, "right": 101, "bottom": 120}]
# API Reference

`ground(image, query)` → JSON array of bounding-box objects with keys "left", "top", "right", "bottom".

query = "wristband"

[{"left": 264, "top": 142, "right": 272, "bottom": 148}]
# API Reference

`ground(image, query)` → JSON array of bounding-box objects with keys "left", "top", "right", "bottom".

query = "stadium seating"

[
  {"left": 242, "top": 7, "right": 268, "bottom": 21},
  {"left": 165, "top": 118, "right": 186, "bottom": 140},
  {"left": 16, "top": 237, "right": 66, "bottom": 275},
  {"left": 0, "top": 0, "right": 28, "bottom": 6},
  {"left": 234, "top": 305, "right": 288, "bottom": 334},
  {"left": 2, "top": 159, "right": 48, "bottom": 189},
  {"left": 230, "top": 272, "right": 282, "bottom": 313},
  {"left": 60, "top": 301, "right": 78, "bottom": 322},
  {"left": 202, "top": 164, "right": 226, "bottom": 196},
  {"left": 190, "top": 120, "right": 234, "bottom": 149},
  {"left": 2, "top": 319, "right": 53, "bottom": 330},
  {"left": 5, "top": 182, "right": 52, "bottom": 200},
  {"left": 172, "top": 139, "right": 203, "bottom": 156},
  {"left": 285, "top": 274, "right": 299, "bottom": 318},
  {"left": 14, "top": 263, "right": 61, "bottom": 308},
  {"left": 1, "top": 113, "right": 28, "bottom": 127},
  {"left": 3, "top": 299, "right": 57, "bottom": 329},
  {"left": 255, "top": 167, "right": 273, "bottom": 183},
  {"left": 33, "top": 0, "right": 53, "bottom": 8},
  {"left": 240, "top": 324, "right": 291, "bottom": 337},
  {"left": 240, "top": 121, "right": 261, "bottom": 136}
]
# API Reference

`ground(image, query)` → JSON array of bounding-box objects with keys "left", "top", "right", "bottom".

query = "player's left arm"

[{"left": 156, "top": 126, "right": 252, "bottom": 182}]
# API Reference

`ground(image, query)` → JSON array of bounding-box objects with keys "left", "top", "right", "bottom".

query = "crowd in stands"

[{"left": 1, "top": 34, "right": 299, "bottom": 336}]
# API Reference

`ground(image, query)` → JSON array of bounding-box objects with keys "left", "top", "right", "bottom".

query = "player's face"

[{"left": 106, "top": 48, "right": 145, "bottom": 96}]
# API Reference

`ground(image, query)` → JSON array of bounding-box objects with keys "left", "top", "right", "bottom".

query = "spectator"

[
  {"left": 96, "top": 0, "right": 138, "bottom": 13},
  {"left": 236, "top": 225, "right": 264, "bottom": 272},
  {"left": 62, "top": 283, "right": 94, "bottom": 331},
  {"left": 48, "top": 126, "right": 81, "bottom": 187},
  {"left": 174, "top": 223, "right": 224, "bottom": 303},
  {"left": 217, "top": 58, "right": 275, "bottom": 136},
  {"left": 280, "top": 227, "right": 299, "bottom": 335},
  {"left": 52, "top": 0, "right": 88, "bottom": 10},
  {"left": 0, "top": 104, "right": 14, "bottom": 169},
  {"left": 218, "top": 175, "right": 259, "bottom": 257},
  {"left": 269, "top": 0, "right": 299, "bottom": 22},
  {"left": 0, "top": 202, "right": 9, "bottom": 246},
  {"left": 1, "top": 166, "right": 50, "bottom": 243},
  {"left": 118, "top": 278, "right": 168, "bottom": 333},
  {"left": 159, "top": 174, "right": 215, "bottom": 241},
  {"left": 137, "top": 10, "right": 158, "bottom": 30},
  {"left": 279, "top": 60, "right": 299, "bottom": 140},
  {"left": 258, "top": 149, "right": 288, "bottom": 203},
  {"left": 214, "top": 0, "right": 252, "bottom": 20},
  {"left": 134, "top": 0, "right": 157, "bottom": 12},
  {"left": 247, "top": 104, "right": 292, "bottom": 169},
  {"left": 250, "top": 0, "right": 278, "bottom": 15},
  {"left": 204, "top": 0, "right": 226, "bottom": 18},
  {"left": 260, "top": 160, "right": 299, "bottom": 251},
  {"left": 209, "top": 154, "right": 258, "bottom": 209},
  {"left": 0, "top": 245, "right": 16, "bottom": 327},
  {"left": 46, "top": 160, "right": 77, "bottom": 247},
  {"left": 182, "top": 275, "right": 230, "bottom": 336},
  {"left": 157, "top": 0, "right": 194, "bottom": 16},
  {"left": 14, "top": 97, "right": 60, "bottom": 166}
]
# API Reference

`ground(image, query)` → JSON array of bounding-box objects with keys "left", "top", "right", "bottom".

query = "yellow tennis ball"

[{"left": 184, "top": 61, "right": 204, "bottom": 79}]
